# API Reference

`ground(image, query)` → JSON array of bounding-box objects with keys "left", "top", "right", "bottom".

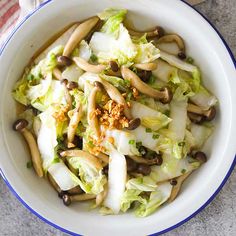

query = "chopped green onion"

[
  {"left": 145, "top": 128, "right": 152, "bottom": 133},
  {"left": 186, "top": 57, "right": 194, "bottom": 64},
  {"left": 152, "top": 134, "right": 160, "bottom": 140},
  {"left": 26, "top": 161, "right": 33, "bottom": 169},
  {"left": 90, "top": 54, "right": 98, "bottom": 63},
  {"left": 129, "top": 140, "right": 135, "bottom": 145},
  {"left": 181, "top": 169, "right": 186, "bottom": 174},
  {"left": 52, "top": 157, "right": 60, "bottom": 164}
]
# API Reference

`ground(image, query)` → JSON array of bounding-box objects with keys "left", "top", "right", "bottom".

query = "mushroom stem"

[
  {"left": 96, "top": 184, "right": 108, "bottom": 206},
  {"left": 187, "top": 103, "right": 216, "bottom": 121},
  {"left": 67, "top": 186, "right": 83, "bottom": 195},
  {"left": 157, "top": 34, "right": 185, "bottom": 52},
  {"left": 70, "top": 193, "right": 96, "bottom": 201},
  {"left": 63, "top": 193, "right": 96, "bottom": 205},
  {"left": 128, "top": 155, "right": 159, "bottom": 165},
  {"left": 73, "top": 57, "right": 106, "bottom": 73},
  {"left": 187, "top": 112, "right": 205, "bottom": 124},
  {"left": 63, "top": 16, "right": 99, "bottom": 57},
  {"left": 128, "top": 26, "right": 164, "bottom": 38},
  {"left": 61, "top": 150, "right": 103, "bottom": 170},
  {"left": 13, "top": 119, "right": 44, "bottom": 178},
  {"left": 87, "top": 85, "right": 100, "bottom": 139},
  {"left": 133, "top": 63, "right": 157, "bottom": 71},
  {"left": 60, "top": 79, "right": 73, "bottom": 110},
  {"left": 121, "top": 66, "right": 173, "bottom": 104},
  {"left": 95, "top": 152, "right": 109, "bottom": 165},
  {"left": 52, "top": 67, "right": 63, "bottom": 80},
  {"left": 105, "top": 70, "right": 122, "bottom": 77},
  {"left": 67, "top": 104, "right": 83, "bottom": 148},
  {"left": 48, "top": 175, "right": 82, "bottom": 197},
  {"left": 21, "top": 129, "right": 44, "bottom": 177},
  {"left": 48, "top": 172, "right": 61, "bottom": 193},
  {"left": 96, "top": 77, "right": 132, "bottom": 119},
  {"left": 169, "top": 171, "right": 193, "bottom": 202}
]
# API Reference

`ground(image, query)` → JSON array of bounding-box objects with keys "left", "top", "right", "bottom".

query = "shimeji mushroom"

[
  {"left": 96, "top": 77, "right": 132, "bottom": 119},
  {"left": 95, "top": 152, "right": 109, "bottom": 166},
  {"left": 60, "top": 150, "right": 103, "bottom": 170},
  {"left": 62, "top": 193, "right": 96, "bottom": 206},
  {"left": 157, "top": 34, "right": 185, "bottom": 56},
  {"left": 95, "top": 183, "right": 108, "bottom": 206},
  {"left": 73, "top": 57, "right": 106, "bottom": 73},
  {"left": 121, "top": 66, "right": 173, "bottom": 104},
  {"left": 128, "top": 154, "right": 163, "bottom": 166},
  {"left": 60, "top": 79, "right": 73, "bottom": 110},
  {"left": 48, "top": 172, "right": 82, "bottom": 196},
  {"left": 187, "top": 103, "right": 216, "bottom": 122},
  {"left": 169, "top": 151, "right": 207, "bottom": 202},
  {"left": 126, "top": 118, "right": 141, "bottom": 130},
  {"left": 133, "top": 62, "right": 158, "bottom": 71},
  {"left": 169, "top": 171, "right": 193, "bottom": 202},
  {"left": 52, "top": 67, "right": 63, "bottom": 80},
  {"left": 57, "top": 55, "right": 73, "bottom": 67},
  {"left": 48, "top": 172, "right": 62, "bottom": 194},
  {"left": 67, "top": 104, "right": 83, "bottom": 148},
  {"left": 13, "top": 119, "right": 43, "bottom": 177},
  {"left": 63, "top": 16, "right": 100, "bottom": 57},
  {"left": 127, "top": 26, "right": 165, "bottom": 38},
  {"left": 87, "top": 82, "right": 102, "bottom": 139}
]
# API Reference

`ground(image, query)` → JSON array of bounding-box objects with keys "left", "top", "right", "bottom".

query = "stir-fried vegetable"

[{"left": 12, "top": 8, "right": 217, "bottom": 217}]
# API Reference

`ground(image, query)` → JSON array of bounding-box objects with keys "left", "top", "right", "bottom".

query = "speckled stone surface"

[{"left": 0, "top": 0, "right": 235, "bottom": 235}]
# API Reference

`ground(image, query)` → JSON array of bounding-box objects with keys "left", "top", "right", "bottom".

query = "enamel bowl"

[{"left": 0, "top": 0, "right": 235, "bottom": 235}]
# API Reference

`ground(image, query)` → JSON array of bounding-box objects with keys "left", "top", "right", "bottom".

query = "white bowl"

[{"left": 0, "top": 0, "right": 235, "bottom": 235}]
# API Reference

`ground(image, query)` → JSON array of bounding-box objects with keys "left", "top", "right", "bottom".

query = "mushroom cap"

[
  {"left": 61, "top": 78, "right": 68, "bottom": 85},
  {"left": 155, "top": 26, "right": 165, "bottom": 38},
  {"left": 57, "top": 55, "right": 73, "bottom": 67},
  {"left": 187, "top": 112, "right": 205, "bottom": 124},
  {"left": 67, "top": 81, "right": 78, "bottom": 90},
  {"left": 126, "top": 118, "right": 141, "bottom": 130},
  {"left": 94, "top": 81, "right": 104, "bottom": 91},
  {"left": 204, "top": 106, "right": 216, "bottom": 121},
  {"left": 13, "top": 119, "right": 28, "bottom": 131},
  {"left": 159, "top": 87, "right": 173, "bottom": 104},
  {"left": 193, "top": 151, "right": 207, "bottom": 164},
  {"left": 62, "top": 194, "right": 72, "bottom": 206},
  {"left": 58, "top": 191, "right": 68, "bottom": 199}
]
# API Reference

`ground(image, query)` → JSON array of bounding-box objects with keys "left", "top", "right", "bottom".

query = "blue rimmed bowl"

[{"left": 0, "top": 0, "right": 235, "bottom": 235}]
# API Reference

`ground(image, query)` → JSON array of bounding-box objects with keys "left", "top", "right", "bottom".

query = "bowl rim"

[{"left": 0, "top": 0, "right": 235, "bottom": 235}]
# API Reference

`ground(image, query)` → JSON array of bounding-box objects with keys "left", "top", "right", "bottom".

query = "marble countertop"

[{"left": 0, "top": 0, "right": 235, "bottom": 235}]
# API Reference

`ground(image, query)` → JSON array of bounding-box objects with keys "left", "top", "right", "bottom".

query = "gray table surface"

[{"left": 1, "top": 0, "right": 236, "bottom": 235}]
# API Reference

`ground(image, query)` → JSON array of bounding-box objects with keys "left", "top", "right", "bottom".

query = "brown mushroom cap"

[
  {"left": 126, "top": 118, "right": 141, "bottom": 130},
  {"left": 204, "top": 106, "right": 216, "bottom": 121},
  {"left": 93, "top": 81, "right": 104, "bottom": 91},
  {"left": 187, "top": 112, "right": 205, "bottom": 124},
  {"left": 187, "top": 104, "right": 216, "bottom": 122},
  {"left": 57, "top": 55, "right": 73, "bottom": 67},
  {"left": 193, "top": 151, "right": 207, "bottom": 164},
  {"left": 13, "top": 119, "right": 28, "bottom": 131},
  {"left": 62, "top": 194, "right": 72, "bottom": 206}
]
